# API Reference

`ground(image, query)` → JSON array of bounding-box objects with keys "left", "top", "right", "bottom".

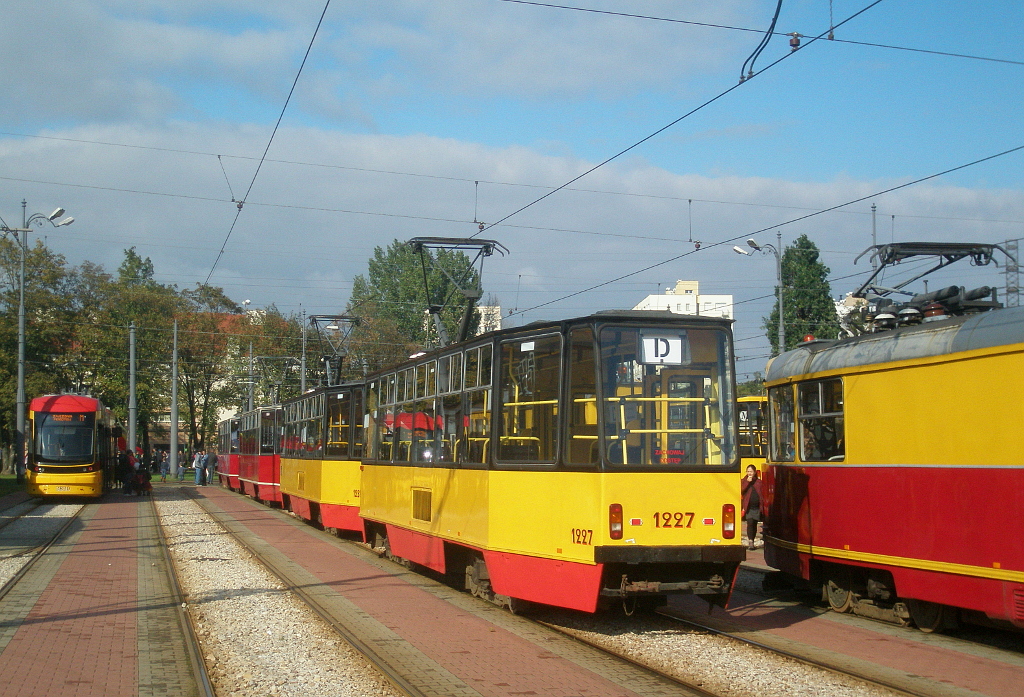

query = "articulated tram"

[
  {"left": 225, "top": 310, "right": 745, "bottom": 613},
  {"left": 763, "top": 243, "right": 1024, "bottom": 631},
  {"left": 27, "top": 394, "right": 123, "bottom": 498}
]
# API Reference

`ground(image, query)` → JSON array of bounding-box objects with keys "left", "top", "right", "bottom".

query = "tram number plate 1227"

[
  {"left": 571, "top": 528, "right": 593, "bottom": 545},
  {"left": 654, "top": 512, "right": 694, "bottom": 528}
]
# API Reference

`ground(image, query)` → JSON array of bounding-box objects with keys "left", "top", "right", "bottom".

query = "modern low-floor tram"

[{"left": 27, "top": 394, "right": 122, "bottom": 498}]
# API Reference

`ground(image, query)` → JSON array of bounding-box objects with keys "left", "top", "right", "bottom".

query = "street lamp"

[
  {"left": 734, "top": 231, "right": 785, "bottom": 354},
  {"left": 0, "top": 200, "right": 74, "bottom": 481}
]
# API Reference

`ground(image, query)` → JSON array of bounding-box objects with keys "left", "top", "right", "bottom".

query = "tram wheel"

[
  {"left": 825, "top": 579, "right": 853, "bottom": 613},
  {"left": 907, "top": 599, "right": 956, "bottom": 633}
]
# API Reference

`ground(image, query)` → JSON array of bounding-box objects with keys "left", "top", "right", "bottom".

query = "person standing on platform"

[
  {"left": 159, "top": 451, "right": 170, "bottom": 482},
  {"left": 206, "top": 451, "right": 218, "bottom": 488},
  {"left": 741, "top": 464, "right": 763, "bottom": 551},
  {"left": 195, "top": 450, "right": 206, "bottom": 486}
]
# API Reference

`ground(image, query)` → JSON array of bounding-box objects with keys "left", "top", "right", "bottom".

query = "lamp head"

[
  {"left": 732, "top": 246, "right": 750, "bottom": 255},
  {"left": 746, "top": 239, "right": 761, "bottom": 251},
  {"left": 48, "top": 208, "right": 65, "bottom": 221},
  {"left": 55, "top": 217, "right": 74, "bottom": 227}
]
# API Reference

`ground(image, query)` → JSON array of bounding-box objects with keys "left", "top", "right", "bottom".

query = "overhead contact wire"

[
  {"left": 204, "top": 0, "right": 333, "bottom": 286},
  {"left": 476, "top": 0, "right": 886, "bottom": 237}
]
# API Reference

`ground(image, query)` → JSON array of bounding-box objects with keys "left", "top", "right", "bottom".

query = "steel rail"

[
  {"left": 531, "top": 616, "right": 723, "bottom": 697},
  {"left": 0, "top": 502, "right": 84, "bottom": 603},
  {"left": 150, "top": 494, "right": 217, "bottom": 697},
  {"left": 183, "top": 489, "right": 422, "bottom": 697},
  {"left": 655, "top": 607, "right": 932, "bottom": 697}
]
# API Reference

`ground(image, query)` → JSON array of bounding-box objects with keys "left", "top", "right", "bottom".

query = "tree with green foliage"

[
  {"left": 763, "top": 234, "right": 840, "bottom": 354},
  {"left": 346, "top": 240, "right": 481, "bottom": 350}
]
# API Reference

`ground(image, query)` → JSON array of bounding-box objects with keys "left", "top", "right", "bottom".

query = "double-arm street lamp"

[
  {"left": 0, "top": 200, "right": 74, "bottom": 481},
  {"left": 734, "top": 231, "right": 785, "bottom": 354}
]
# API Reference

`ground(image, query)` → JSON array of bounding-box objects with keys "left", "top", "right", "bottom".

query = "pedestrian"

[
  {"left": 118, "top": 449, "right": 132, "bottom": 494},
  {"left": 195, "top": 450, "right": 207, "bottom": 486},
  {"left": 206, "top": 451, "right": 218, "bottom": 487},
  {"left": 741, "top": 464, "right": 763, "bottom": 551},
  {"left": 177, "top": 451, "right": 189, "bottom": 481},
  {"left": 159, "top": 451, "right": 170, "bottom": 482}
]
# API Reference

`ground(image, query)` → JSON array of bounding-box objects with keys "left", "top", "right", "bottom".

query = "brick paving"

[
  {"left": 196, "top": 487, "right": 690, "bottom": 697},
  {"left": 0, "top": 495, "right": 202, "bottom": 697}
]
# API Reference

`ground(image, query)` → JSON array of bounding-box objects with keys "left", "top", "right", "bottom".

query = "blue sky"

[{"left": 1, "top": 0, "right": 1022, "bottom": 377}]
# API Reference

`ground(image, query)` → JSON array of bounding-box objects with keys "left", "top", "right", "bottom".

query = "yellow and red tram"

[
  {"left": 27, "top": 394, "right": 122, "bottom": 498},
  {"left": 359, "top": 310, "right": 743, "bottom": 612},
  {"left": 763, "top": 303, "right": 1024, "bottom": 631},
  {"left": 278, "top": 384, "right": 365, "bottom": 534},
  {"left": 227, "top": 311, "right": 745, "bottom": 613}
]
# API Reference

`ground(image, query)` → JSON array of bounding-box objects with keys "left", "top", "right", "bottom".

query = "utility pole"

[
  {"left": 247, "top": 341, "right": 254, "bottom": 411},
  {"left": 129, "top": 322, "right": 137, "bottom": 453},
  {"left": 170, "top": 320, "right": 179, "bottom": 476},
  {"left": 300, "top": 310, "right": 307, "bottom": 393}
]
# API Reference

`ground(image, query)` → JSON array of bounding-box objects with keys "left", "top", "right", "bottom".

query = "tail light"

[
  {"left": 609, "top": 503, "right": 623, "bottom": 540},
  {"left": 722, "top": 503, "right": 736, "bottom": 539}
]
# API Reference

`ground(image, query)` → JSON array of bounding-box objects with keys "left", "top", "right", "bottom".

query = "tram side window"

[
  {"left": 768, "top": 386, "right": 795, "bottom": 462},
  {"left": 465, "top": 389, "right": 491, "bottom": 464},
  {"left": 798, "top": 379, "right": 844, "bottom": 461},
  {"left": 351, "top": 389, "right": 364, "bottom": 458},
  {"left": 565, "top": 327, "right": 599, "bottom": 465},
  {"left": 326, "top": 392, "right": 351, "bottom": 458},
  {"left": 498, "top": 334, "right": 561, "bottom": 463}
]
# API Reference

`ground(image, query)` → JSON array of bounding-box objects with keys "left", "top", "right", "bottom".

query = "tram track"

[
  {"left": 653, "top": 606, "right": 926, "bottom": 697},
  {"left": 0, "top": 500, "right": 84, "bottom": 602},
  {"left": 182, "top": 488, "right": 424, "bottom": 697},
  {"left": 149, "top": 494, "right": 217, "bottom": 697}
]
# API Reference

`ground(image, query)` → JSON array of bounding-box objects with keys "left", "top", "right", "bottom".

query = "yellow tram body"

[{"left": 360, "top": 467, "right": 740, "bottom": 565}]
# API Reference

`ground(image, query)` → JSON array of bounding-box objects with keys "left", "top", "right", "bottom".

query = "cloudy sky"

[{"left": 2, "top": 0, "right": 1022, "bottom": 377}]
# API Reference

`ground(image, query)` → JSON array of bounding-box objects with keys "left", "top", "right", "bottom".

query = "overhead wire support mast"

[{"left": 406, "top": 237, "right": 508, "bottom": 347}]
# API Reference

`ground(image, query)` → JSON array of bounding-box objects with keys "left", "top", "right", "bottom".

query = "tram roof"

[
  {"left": 765, "top": 304, "right": 1024, "bottom": 382},
  {"left": 30, "top": 394, "right": 103, "bottom": 413}
]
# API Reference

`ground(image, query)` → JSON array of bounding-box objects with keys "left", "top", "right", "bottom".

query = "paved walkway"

[
  {"left": 194, "top": 486, "right": 697, "bottom": 697},
  {"left": 0, "top": 494, "right": 203, "bottom": 697}
]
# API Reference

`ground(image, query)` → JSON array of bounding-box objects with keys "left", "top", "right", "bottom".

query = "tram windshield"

[
  {"left": 598, "top": 325, "right": 736, "bottom": 469},
  {"left": 34, "top": 412, "right": 95, "bottom": 464}
]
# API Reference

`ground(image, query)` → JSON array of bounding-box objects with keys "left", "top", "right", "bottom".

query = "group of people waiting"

[{"left": 115, "top": 447, "right": 219, "bottom": 493}]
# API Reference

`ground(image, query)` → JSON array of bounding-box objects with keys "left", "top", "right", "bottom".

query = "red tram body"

[
  {"left": 238, "top": 407, "right": 282, "bottom": 504},
  {"left": 218, "top": 417, "right": 240, "bottom": 490}
]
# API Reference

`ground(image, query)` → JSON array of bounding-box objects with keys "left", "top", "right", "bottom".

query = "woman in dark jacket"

[{"left": 741, "top": 465, "right": 763, "bottom": 550}]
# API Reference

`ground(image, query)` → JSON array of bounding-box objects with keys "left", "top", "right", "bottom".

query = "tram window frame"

[
  {"left": 496, "top": 333, "right": 562, "bottom": 466},
  {"left": 797, "top": 379, "right": 844, "bottom": 462},
  {"left": 768, "top": 385, "right": 795, "bottom": 462},
  {"left": 565, "top": 326, "right": 600, "bottom": 467},
  {"left": 598, "top": 325, "right": 736, "bottom": 471}
]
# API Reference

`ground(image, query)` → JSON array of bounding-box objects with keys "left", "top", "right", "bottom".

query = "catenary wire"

[
  {"left": 204, "top": 0, "right": 332, "bottom": 286},
  {"left": 506, "top": 143, "right": 1024, "bottom": 318}
]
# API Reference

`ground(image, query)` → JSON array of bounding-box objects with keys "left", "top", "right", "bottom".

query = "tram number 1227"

[{"left": 654, "top": 512, "right": 694, "bottom": 528}]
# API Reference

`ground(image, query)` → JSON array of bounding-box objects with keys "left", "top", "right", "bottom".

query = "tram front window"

[
  {"left": 34, "top": 413, "right": 95, "bottom": 464},
  {"left": 599, "top": 326, "right": 735, "bottom": 469}
]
